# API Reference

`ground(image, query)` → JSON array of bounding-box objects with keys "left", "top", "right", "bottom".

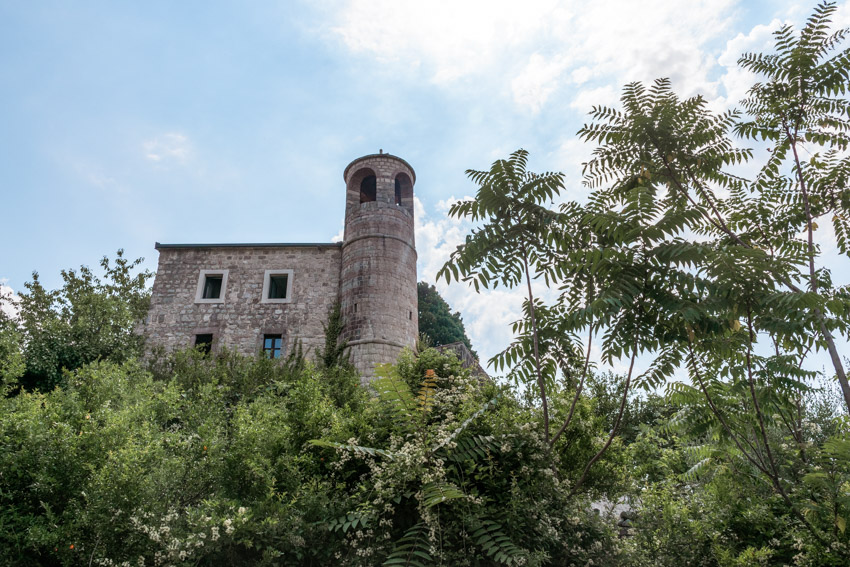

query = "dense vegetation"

[
  {"left": 1, "top": 4, "right": 849, "bottom": 565},
  {"left": 4, "top": 250, "right": 152, "bottom": 392},
  {"left": 438, "top": 2, "right": 850, "bottom": 562},
  {"left": 417, "top": 281, "right": 477, "bottom": 357}
]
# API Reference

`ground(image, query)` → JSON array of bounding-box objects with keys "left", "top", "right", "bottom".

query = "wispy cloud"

[
  {"left": 329, "top": 0, "right": 562, "bottom": 84},
  {"left": 143, "top": 132, "right": 192, "bottom": 164},
  {"left": 511, "top": 53, "right": 570, "bottom": 113},
  {"left": 324, "top": 0, "right": 740, "bottom": 112},
  {"left": 713, "top": 19, "right": 781, "bottom": 111}
]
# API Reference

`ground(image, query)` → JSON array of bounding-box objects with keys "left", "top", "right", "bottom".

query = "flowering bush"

[
  {"left": 310, "top": 350, "right": 628, "bottom": 566},
  {"left": 0, "top": 347, "right": 626, "bottom": 566}
]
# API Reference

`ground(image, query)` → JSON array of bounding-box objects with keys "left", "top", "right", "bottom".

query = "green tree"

[
  {"left": 734, "top": 3, "right": 850, "bottom": 410},
  {"left": 572, "top": 5, "right": 850, "bottom": 552},
  {"left": 416, "top": 281, "right": 476, "bottom": 357},
  {"left": 4, "top": 250, "right": 153, "bottom": 391},
  {"left": 437, "top": 149, "right": 566, "bottom": 443},
  {"left": 0, "top": 314, "right": 24, "bottom": 392},
  {"left": 441, "top": 2, "right": 850, "bottom": 557}
]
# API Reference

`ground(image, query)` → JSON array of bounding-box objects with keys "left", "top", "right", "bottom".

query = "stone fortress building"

[{"left": 143, "top": 152, "right": 419, "bottom": 379}]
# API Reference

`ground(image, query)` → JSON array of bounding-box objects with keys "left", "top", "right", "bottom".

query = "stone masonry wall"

[
  {"left": 341, "top": 154, "right": 418, "bottom": 379},
  {"left": 144, "top": 244, "right": 342, "bottom": 358}
]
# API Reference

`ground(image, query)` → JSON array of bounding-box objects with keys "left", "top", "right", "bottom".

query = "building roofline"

[
  {"left": 155, "top": 242, "right": 341, "bottom": 250},
  {"left": 343, "top": 153, "right": 416, "bottom": 183}
]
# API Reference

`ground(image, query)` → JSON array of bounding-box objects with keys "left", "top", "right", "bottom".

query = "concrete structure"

[{"left": 143, "top": 152, "right": 418, "bottom": 379}]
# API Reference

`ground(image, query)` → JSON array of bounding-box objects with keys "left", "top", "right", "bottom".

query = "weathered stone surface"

[
  {"left": 144, "top": 244, "right": 342, "bottom": 358},
  {"left": 143, "top": 153, "right": 419, "bottom": 380},
  {"left": 341, "top": 154, "right": 418, "bottom": 378}
]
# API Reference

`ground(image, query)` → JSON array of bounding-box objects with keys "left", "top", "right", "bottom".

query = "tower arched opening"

[
  {"left": 348, "top": 167, "right": 378, "bottom": 205},
  {"left": 360, "top": 174, "right": 376, "bottom": 203},
  {"left": 394, "top": 172, "right": 413, "bottom": 208}
]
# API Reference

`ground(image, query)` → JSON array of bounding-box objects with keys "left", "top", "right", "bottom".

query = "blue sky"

[{"left": 1, "top": 0, "right": 848, "bottom": 374}]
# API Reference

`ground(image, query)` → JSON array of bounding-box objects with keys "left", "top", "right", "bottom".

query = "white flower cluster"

[{"left": 93, "top": 506, "right": 249, "bottom": 566}]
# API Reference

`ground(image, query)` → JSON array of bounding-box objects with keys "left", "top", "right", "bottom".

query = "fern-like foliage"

[
  {"left": 444, "top": 434, "right": 501, "bottom": 463},
  {"left": 371, "top": 363, "right": 417, "bottom": 430},
  {"left": 421, "top": 481, "right": 465, "bottom": 508},
  {"left": 417, "top": 372, "right": 438, "bottom": 415},
  {"left": 325, "top": 510, "right": 372, "bottom": 533},
  {"left": 383, "top": 524, "right": 433, "bottom": 567},
  {"left": 438, "top": 148, "right": 565, "bottom": 291},
  {"left": 470, "top": 519, "right": 527, "bottom": 565}
]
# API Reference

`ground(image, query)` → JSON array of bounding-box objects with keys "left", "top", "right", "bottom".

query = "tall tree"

[
  {"left": 734, "top": 3, "right": 850, "bottom": 410},
  {"left": 416, "top": 281, "right": 476, "bottom": 357},
  {"left": 441, "top": 3, "right": 850, "bottom": 550},
  {"left": 437, "top": 150, "right": 565, "bottom": 443},
  {"left": 2, "top": 250, "right": 153, "bottom": 391}
]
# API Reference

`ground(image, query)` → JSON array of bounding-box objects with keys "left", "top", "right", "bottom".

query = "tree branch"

[
  {"left": 520, "top": 241, "right": 549, "bottom": 444},
  {"left": 570, "top": 342, "right": 636, "bottom": 496},
  {"left": 551, "top": 321, "right": 594, "bottom": 448}
]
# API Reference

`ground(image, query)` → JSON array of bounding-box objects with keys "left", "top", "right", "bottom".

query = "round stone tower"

[{"left": 341, "top": 152, "right": 418, "bottom": 380}]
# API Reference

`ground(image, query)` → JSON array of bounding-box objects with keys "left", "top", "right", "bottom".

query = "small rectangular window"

[
  {"left": 268, "top": 274, "right": 289, "bottom": 299},
  {"left": 263, "top": 334, "right": 282, "bottom": 358},
  {"left": 195, "top": 333, "right": 213, "bottom": 355},
  {"left": 261, "top": 270, "right": 293, "bottom": 303},
  {"left": 202, "top": 275, "right": 222, "bottom": 299},
  {"left": 195, "top": 270, "right": 228, "bottom": 304}
]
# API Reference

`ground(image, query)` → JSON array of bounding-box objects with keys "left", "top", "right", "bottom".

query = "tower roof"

[{"left": 343, "top": 153, "right": 416, "bottom": 183}]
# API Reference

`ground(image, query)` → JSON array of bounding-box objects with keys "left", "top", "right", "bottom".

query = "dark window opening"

[
  {"left": 263, "top": 334, "right": 282, "bottom": 359},
  {"left": 354, "top": 303, "right": 357, "bottom": 313},
  {"left": 395, "top": 178, "right": 403, "bottom": 205},
  {"left": 202, "top": 275, "right": 223, "bottom": 299},
  {"left": 394, "top": 173, "right": 412, "bottom": 208},
  {"left": 195, "top": 333, "right": 213, "bottom": 355},
  {"left": 268, "top": 274, "right": 289, "bottom": 299},
  {"left": 360, "top": 175, "right": 376, "bottom": 203},
  {"left": 409, "top": 311, "right": 412, "bottom": 320}
]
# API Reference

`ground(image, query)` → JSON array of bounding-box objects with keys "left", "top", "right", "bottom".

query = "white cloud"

[
  {"left": 0, "top": 282, "right": 20, "bottom": 319},
  {"left": 569, "top": 85, "right": 618, "bottom": 113},
  {"left": 415, "top": 195, "right": 511, "bottom": 369},
  {"left": 713, "top": 19, "right": 780, "bottom": 110},
  {"left": 570, "top": 66, "right": 593, "bottom": 85},
  {"left": 70, "top": 160, "right": 124, "bottom": 192},
  {"left": 414, "top": 195, "right": 473, "bottom": 287},
  {"left": 512, "top": 53, "right": 570, "bottom": 113},
  {"left": 837, "top": 2, "right": 850, "bottom": 27},
  {"left": 324, "top": 0, "right": 738, "bottom": 112},
  {"left": 330, "top": 0, "right": 565, "bottom": 84},
  {"left": 549, "top": 136, "right": 594, "bottom": 194},
  {"left": 143, "top": 133, "right": 192, "bottom": 164}
]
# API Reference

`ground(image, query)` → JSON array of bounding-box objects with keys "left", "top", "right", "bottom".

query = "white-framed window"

[
  {"left": 261, "top": 269, "right": 294, "bottom": 303},
  {"left": 195, "top": 269, "right": 229, "bottom": 304}
]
